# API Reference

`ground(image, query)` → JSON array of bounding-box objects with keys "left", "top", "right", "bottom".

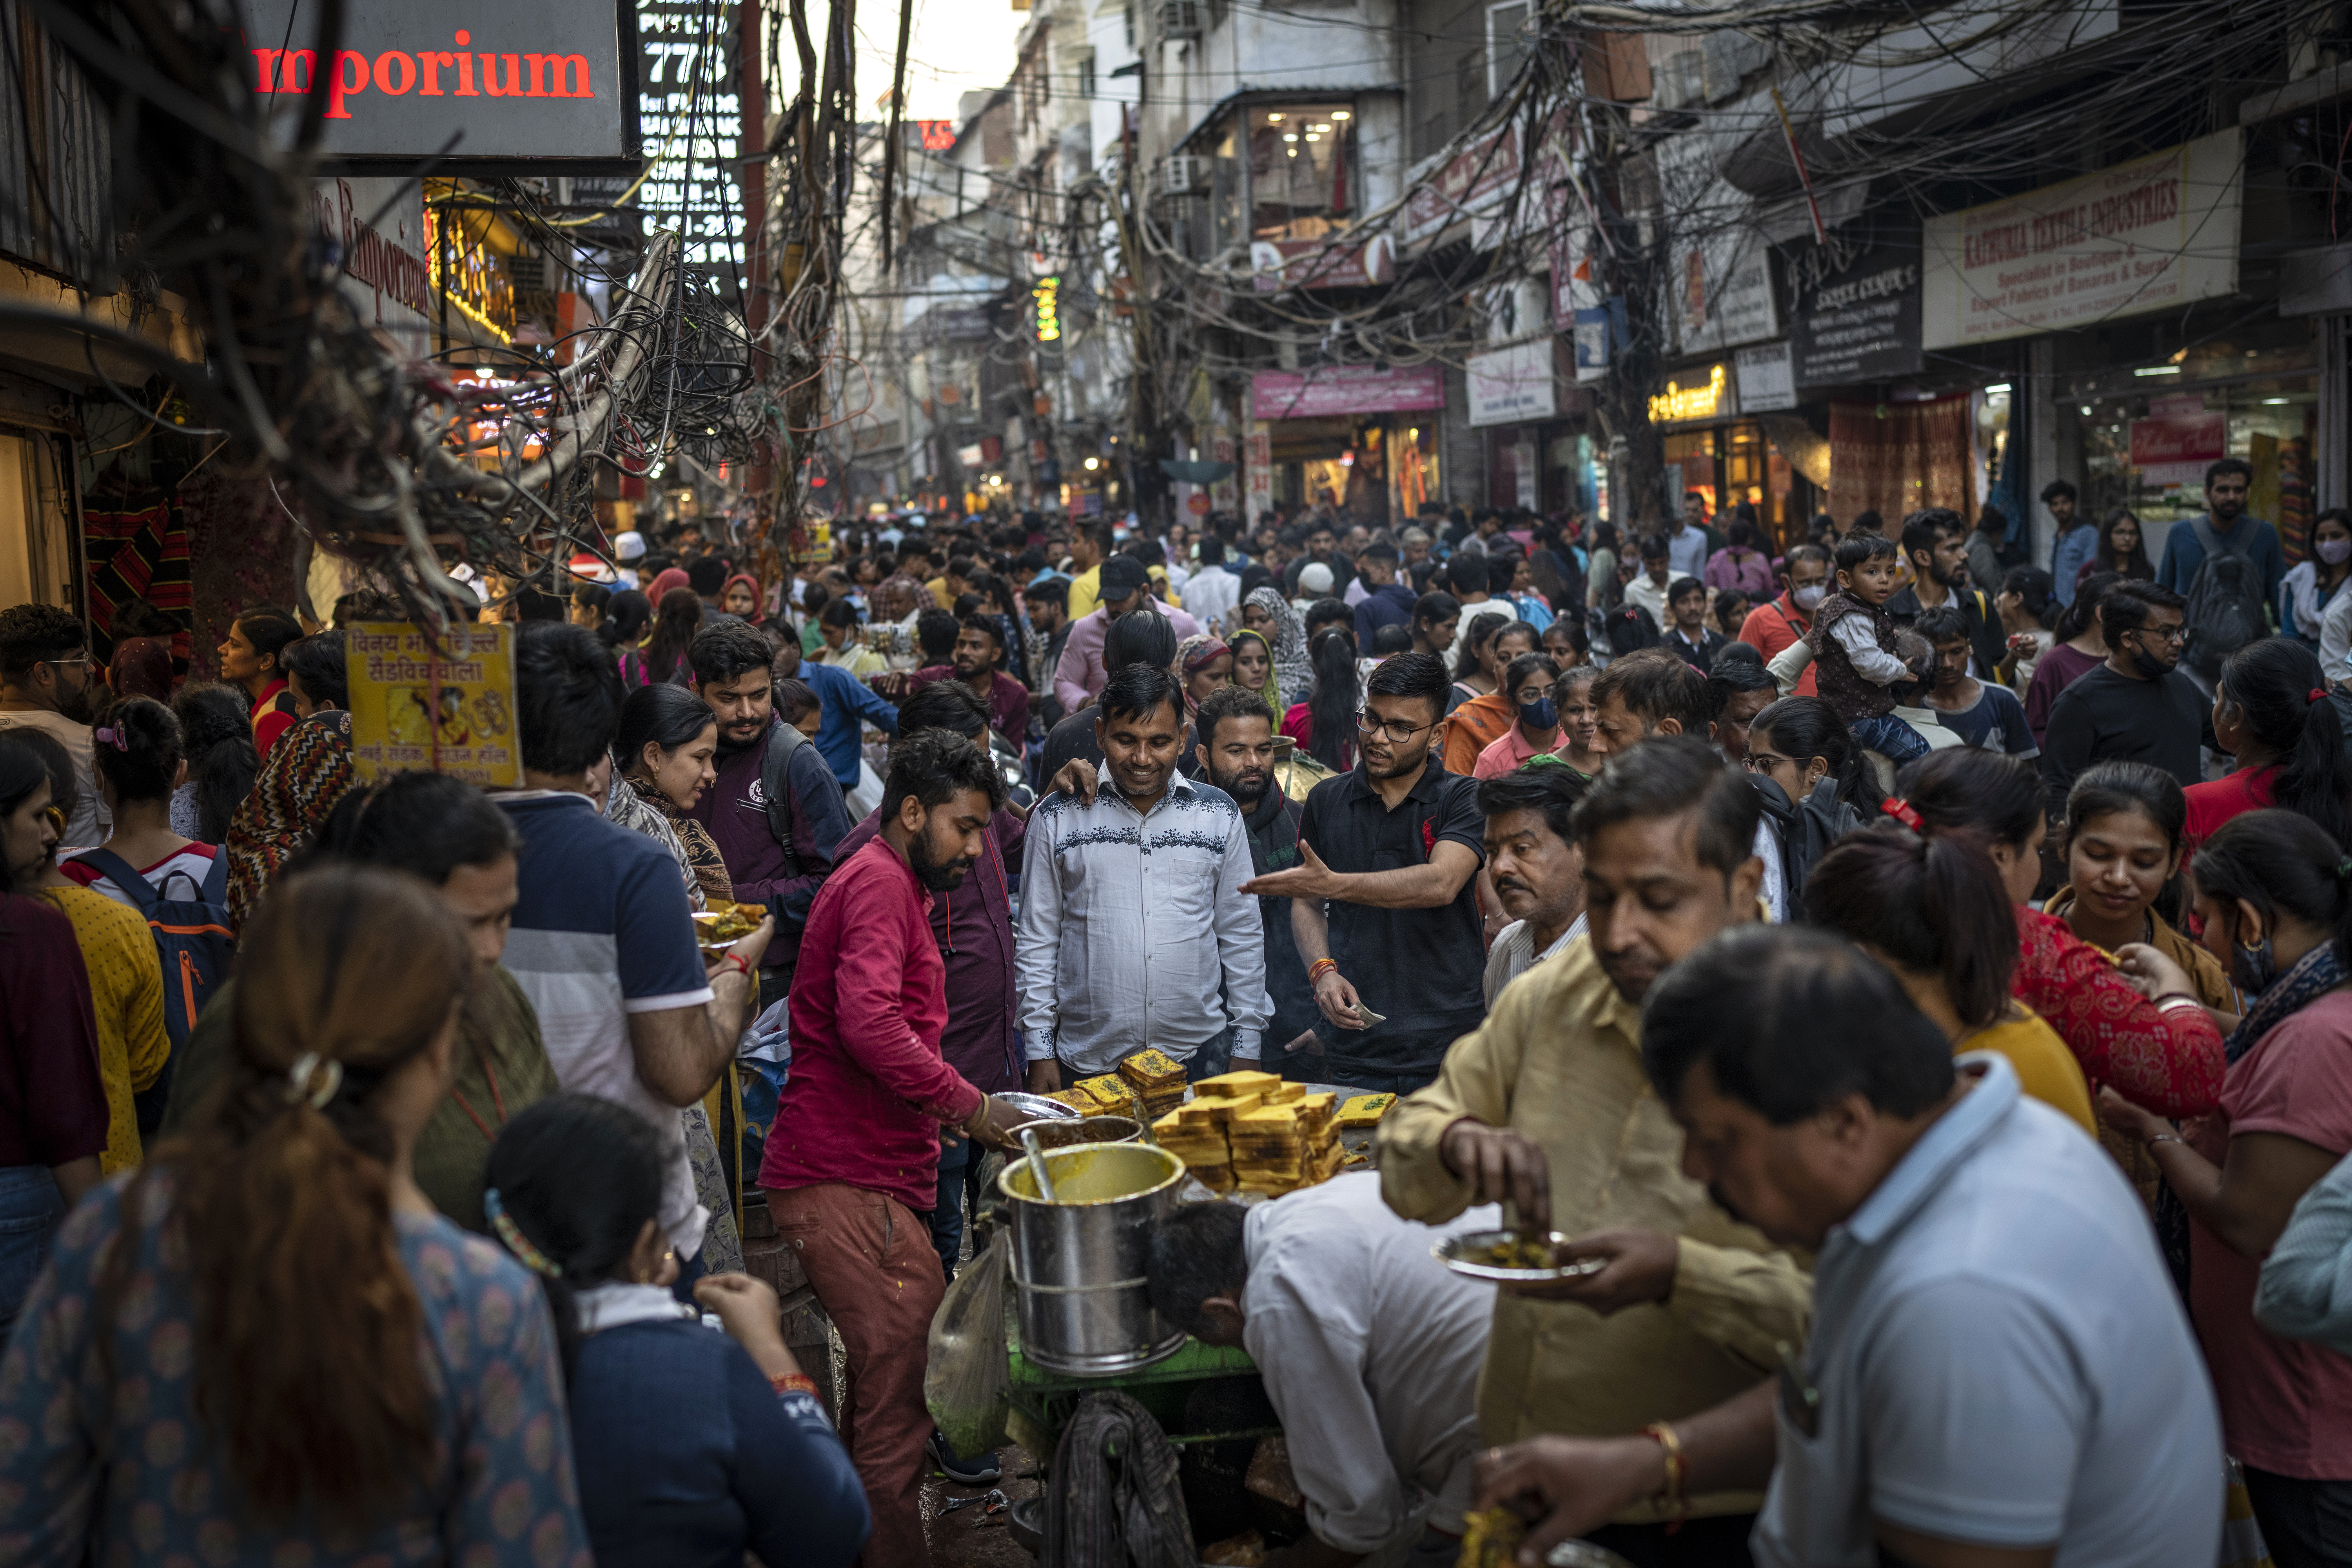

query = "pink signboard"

[
  {"left": 2128, "top": 409, "right": 2225, "bottom": 466},
  {"left": 1250, "top": 365, "right": 1446, "bottom": 420}
]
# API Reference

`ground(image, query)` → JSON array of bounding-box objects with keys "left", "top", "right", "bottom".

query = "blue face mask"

[{"left": 1517, "top": 696, "right": 1558, "bottom": 730}]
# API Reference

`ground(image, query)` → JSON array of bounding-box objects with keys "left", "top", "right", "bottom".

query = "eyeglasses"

[
  {"left": 1356, "top": 709, "right": 1442, "bottom": 744},
  {"left": 2134, "top": 624, "right": 2189, "bottom": 644},
  {"left": 1743, "top": 752, "right": 1793, "bottom": 773},
  {"left": 41, "top": 656, "right": 91, "bottom": 673}
]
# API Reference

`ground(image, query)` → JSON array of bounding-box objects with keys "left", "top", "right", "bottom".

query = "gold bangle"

[{"left": 1641, "top": 1421, "right": 1688, "bottom": 1526}]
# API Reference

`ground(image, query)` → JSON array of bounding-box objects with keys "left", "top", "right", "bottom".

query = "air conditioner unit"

[
  {"left": 1158, "top": 0, "right": 1201, "bottom": 40},
  {"left": 1159, "top": 154, "right": 1207, "bottom": 195}
]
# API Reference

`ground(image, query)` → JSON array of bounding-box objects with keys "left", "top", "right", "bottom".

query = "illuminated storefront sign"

[
  {"left": 425, "top": 207, "right": 515, "bottom": 343},
  {"left": 1033, "top": 276, "right": 1062, "bottom": 343},
  {"left": 1647, "top": 363, "right": 1733, "bottom": 425},
  {"left": 633, "top": 0, "right": 744, "bottom": 267}
]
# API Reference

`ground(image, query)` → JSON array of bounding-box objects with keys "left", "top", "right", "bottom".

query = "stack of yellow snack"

[
  {"left": 1117, "top": 1049, "right": 1191, "bottom": 1121},
  {"left": 1334, "top": 1093, "right": 1397, "bottom": 1130},
  {"left": 1064, "top": 1073, "right": 1139, "bottom": 1120},
  {"left": 1153, "top": 1073, "right": 1347, "bottom": 1196}
]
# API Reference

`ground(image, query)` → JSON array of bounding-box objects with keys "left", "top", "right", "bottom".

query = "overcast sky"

[{"left": 852, "top": 0, "right": 1026, "bottom": 123}]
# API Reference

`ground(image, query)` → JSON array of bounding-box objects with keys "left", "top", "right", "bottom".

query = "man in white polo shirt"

[{"left": 1474, "top": 924, "right": 2223, "bottom": 1568}]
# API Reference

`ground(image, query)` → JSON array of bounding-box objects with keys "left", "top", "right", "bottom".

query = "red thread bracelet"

[{"left": 771, "top": 1372, "right": 817, "bottom": 1397}]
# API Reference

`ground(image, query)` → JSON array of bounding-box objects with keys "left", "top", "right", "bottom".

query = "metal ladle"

[{"left": 1020, "top": 1127, "right": 1058, "bottom": 1203}]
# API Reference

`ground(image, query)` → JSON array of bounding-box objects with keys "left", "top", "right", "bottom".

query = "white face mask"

[
  {"left": 2321, "top": 538, "right": 2352, "bottom": 566},
  {"left": 1792, "top": 584, "right": 1826, "bottom": 610}
]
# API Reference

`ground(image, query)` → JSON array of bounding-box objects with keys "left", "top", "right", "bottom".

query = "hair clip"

[
  {"left": 1880, "top": 797, "right": 1924, "bottom": 833},
  {"left": 482, "top": 1189, "right": 564, "bottom": 1279},
  {"left": 2312, "top": 688, "right": 2330, "bottom": 705},
  {"left": 282, "top": 1051, "right": 343, "bottom": 1109},
  {"left": 93, "top": 725, "right": 129, "bottom": 751}
]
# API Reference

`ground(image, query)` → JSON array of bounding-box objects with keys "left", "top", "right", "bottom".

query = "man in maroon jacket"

[{"left": 761, "top": 728, "right": 1030, "bottom": 1566}]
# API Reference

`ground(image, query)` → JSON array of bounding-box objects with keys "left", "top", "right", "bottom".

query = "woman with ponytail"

[
  {"left": 2190, "top": 636, "right": 2352, "bottom": 850},
  {"left": 1283, "top": 626, "right": 1362, "bottom": 772},
  {"left": 1897, "top": 747, "right": 2226, "bottom": 1121},
  {"left": 2099, "top": 809, "right": 2352, "bottom": 1551},
  {"left": 0, "top": 864, "right": 590, "bottom": 1562},
  {"left": 1806, "top": 824, "right": 2097, "bottom": 1133},
  {"left": 484, "top": 1093, "right": 869, "bottom": 1568}
]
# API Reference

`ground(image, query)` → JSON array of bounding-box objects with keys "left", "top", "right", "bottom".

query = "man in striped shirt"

[{"left": 1017, "top": 663, "right": 1269, "bottom": 1088}]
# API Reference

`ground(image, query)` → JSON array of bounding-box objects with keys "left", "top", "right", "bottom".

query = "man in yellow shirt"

[
  {"left": 1065, "top": 522, "right": 1113, "bottom": 623},
  {"left": 1377, "top": 735, "right": 1811, "bottom": 1562}
]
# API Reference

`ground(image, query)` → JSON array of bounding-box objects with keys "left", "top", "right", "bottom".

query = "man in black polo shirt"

[
  {"left": 1241, "top": 652, "right": 1485, "bottom": 1094},
  {"left": 2039, "top": 580, "right": 2206, "bottom": 823}
]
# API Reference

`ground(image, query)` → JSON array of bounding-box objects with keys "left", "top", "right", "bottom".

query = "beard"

[
  {"left": 1210, "top": 763, "right": 1269, "bottom": 804},
  {"left": 907, "top": 823, "right": 978, "bottom": 891}
]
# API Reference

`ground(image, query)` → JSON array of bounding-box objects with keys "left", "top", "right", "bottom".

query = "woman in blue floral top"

[{"left": 0, "top": 864, "right": 591, "bottom": 1567}]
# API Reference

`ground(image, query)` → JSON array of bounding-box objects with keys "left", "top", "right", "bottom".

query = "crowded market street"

[{"left": 8, "top": 0, "right": 2352, "bottom": 1564}]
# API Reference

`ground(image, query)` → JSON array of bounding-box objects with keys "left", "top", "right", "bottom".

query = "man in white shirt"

[
  {"left": 1475, "top": 925, "right": 2223, "bottom": 1568},
  {"left": 1667, "top": 493, "right": 1713, "bottom": 580},
  {"left": 1180, "top": 535, "right": 1244, "bottom": 636},
  {"left": 0, "top": 603, "right": 110, "bottom": 845},
  {"left": 1018, "top": 662, "right": 1268, "bottom": 1087},
  {"left": 1621, "top": 535, "right": 1674, "bottom": 629},
  {"left": 1477, "top": 762, "right": 1589, "bottom": 1005},
  {"left": 1147, "top": 1174, "right": 1497, "bottom": 1566}
]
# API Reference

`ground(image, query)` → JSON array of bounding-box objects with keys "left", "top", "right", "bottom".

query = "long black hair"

[
  {"left": 1453, "top": 611, "right": 1510, "bottom": 683},
  {"left": 172, "top": 683, "right": 260, "bottom": 843},
  {"left": 600, "top": 588, "right": 653, "bottom": 648},
  {"left": 2094, "top": 508, "right": 2152, "bottom": 579},
  {"left": 1303, "top": 628, "right": 1360, "bottom": 771},
  {"left": 1805, "top": 827, "right": 2020, "bottom": 1032},
  {"left": 301, "top": 769, "right": 521, "bottom": 886},
  {"left": 2193, "top": 809, "right": 2352, "bottom": 969},
  {"left": 1898, "top": 747, "right": 2042, "bottom": 851},
  {"left": 644, "top": 588, "right": 703, "bottom": 685},
  {"left": 2056, "top": 570, "right": 2122, "bottom": 645},
  {"left": 2216, "top": 637, "right": 2352, "bottom": 849},
  {"left": 614, "top": 681, "right": 719, "bottom": 777},
  {"left": 1748, "top": 695, "right": 1875, "bottom": 815},
  {"left": 0, "top": 735, "right": 46, "bottom": 896},
  {"left": 482, "top": 1093, "right": 670, "bottom": 1379}
]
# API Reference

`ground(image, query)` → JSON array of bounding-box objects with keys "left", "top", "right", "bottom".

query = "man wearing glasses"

[
  {"left": 0, "top": 603, "right": 109, "bottom": 845},
  {"left": 2039, "top": 581, "right": 2204, "bottom": 824},
  {"left": 1240, "top": 652, "right": 1486, "bottom": 1094}
]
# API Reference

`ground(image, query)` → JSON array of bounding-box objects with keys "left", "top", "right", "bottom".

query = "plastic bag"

[{"left": 924, "top": 1226, "right": 1011, "bottom": 1457}]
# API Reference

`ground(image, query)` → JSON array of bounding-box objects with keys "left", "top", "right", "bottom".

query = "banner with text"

[
  {"left": 1921, "top": 131, "right": 2241, "bottom": 349},
  {"left": 346, "top": 623, "right": 521, "bottom": 787}
]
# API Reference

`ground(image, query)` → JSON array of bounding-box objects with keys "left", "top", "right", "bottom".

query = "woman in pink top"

[
  {"left": 2101, "top": 810, "right": 2352, "bottom": 1558},
  {"left": 1475, "top": 653, "right": 1602, "bottom": 778},
  {"left": 1704, "top": 514, "right": 1777, "bottom": 598}
]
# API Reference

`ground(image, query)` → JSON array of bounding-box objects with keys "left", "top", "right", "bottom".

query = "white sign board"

[
  {"left": 1466, "top": 339, "right": 1557, "bottom": 427},
  {"left": 1921, "top": 131, "right": 2242, "bottom": 349},
  {"left": 1735, "top": 342, "right": 1796, "bottom": 412}
]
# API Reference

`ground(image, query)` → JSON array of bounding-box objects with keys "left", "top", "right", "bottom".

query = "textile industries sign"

[
  {"left": 238, "top": 0, "right": 633, "bottom": 165},
  {"left": 1921, "top": 131, "right": 2242, "bottom": 349},
  {"left": 345, "top": 623, "right": 521, "bottom": 787},
  {"left": 1250, "top": 365, "right": 1445, "bottom": 420},
  {"left": 1789, "top": 238, "right": 1923, "bottom": 387}
]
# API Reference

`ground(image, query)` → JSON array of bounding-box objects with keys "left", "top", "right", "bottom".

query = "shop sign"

[
  {"left": 1249, "top": 234, "right": 1395, "bottom": 292},
  {"left": 1398, "top": 110, "right": 1569, "bottom": 252},
  {"left": 633, "top": 0, "right": 743, "bottom": 265},
  {"left": 1211, "top": 432, "right": 1239, "bottom": 510},
  {"left": 1921, "top": 130, "right": 2242, "bottom": 349},
  {"left": 1788, "top": 238, "right": 1922, "bottom": 387},
  {"left": 1735, "top": 342, "right": 1796, "bottom": 412},
  {"left": 1659, "top": 136, "right": 1777, "bottom": 354},
  {"left": 238, "top": 0, "right": 634, "bottom": 166},
  {"left": 1250, "top": 365, "right": 1445, "bottom": 420},
  {"left": 1647, "top": 363, "right": 1735, "bottom": 426},
  {"left": 2129, "top": 398, "right": 2225, "bottom": 489},
  {"left": 345, "top": 623, "right": 520, "bottom": 787},
  {"left": 913, "top": 119, "right": 958, "bottom": 151},
  {"left": 1467, "top": 339, "right": 1558, "bottom": 427},
  {"left": 311, "top": 177, "right": 432, "bottom": 352},
  {"left": 1033, "top": 276, "right": 1062, "bottom": 342}
]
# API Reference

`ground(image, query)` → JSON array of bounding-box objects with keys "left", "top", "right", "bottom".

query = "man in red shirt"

[
  {"left": 1735, "top": 543, "right": 1829, "bottom": 697},
  {"left": 759, "top": 728, "right": 1031, "bottom": 1566},
  {"left": 907, "top": 615, "right": 1032, "bottom": 750}
]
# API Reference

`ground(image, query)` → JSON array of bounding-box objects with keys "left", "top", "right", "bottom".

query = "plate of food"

[
  {"left": 691, "top": 901, "right": 764, "bottom": 959},
  {"left": 1433, "top": 1230, "right": 1609, "bottom": 1283}
]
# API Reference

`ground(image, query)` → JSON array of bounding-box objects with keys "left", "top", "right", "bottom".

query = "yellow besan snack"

[
  {"left": 1191, "top": 1070, "right": 1280, "bottom": 1100},
  {"left": 1334, "top": 1093, "right": 1396, "bottom": 1129}
]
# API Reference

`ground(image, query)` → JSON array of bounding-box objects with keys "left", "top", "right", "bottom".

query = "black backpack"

[{"left": 2181, "top": 517, "right": 2270, "bottom": 678}]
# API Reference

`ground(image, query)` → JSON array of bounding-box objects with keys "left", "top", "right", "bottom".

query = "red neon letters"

[{"left": 252, "top": 32, "right": 593, "bottom": 118}]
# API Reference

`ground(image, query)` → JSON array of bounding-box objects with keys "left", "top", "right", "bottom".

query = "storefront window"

[
  {"left": 1663, "top": 423, "right": 1801, "bottom": 546},
  {"left": 1209, "top": 122, "right": 1242, "bottom": 254},
  {"left": 1249, "top": 104, "right": 1356, "bottom": 242}
]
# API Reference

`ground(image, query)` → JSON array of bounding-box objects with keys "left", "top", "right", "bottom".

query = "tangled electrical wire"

[{"left": 15, "top": 0, "right": 749, "bottom": 625}]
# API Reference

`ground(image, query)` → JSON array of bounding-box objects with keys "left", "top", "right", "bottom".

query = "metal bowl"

[
  {"left": 998, "top": 1091, "right": 1080, "bottom": 1122},
  {"left": 1007, "top": 1495, "right": 1045, "bottom": 1554},
  {"left": 1546, "top": 1543, "right": 1636, "bottom": 1568},
  {"left": 1013, "top": 1114, "right": 1142, "bottom": 1149},
  {"left": 1434, "top": 1229, "right": 1609, "bottom": 1284}
]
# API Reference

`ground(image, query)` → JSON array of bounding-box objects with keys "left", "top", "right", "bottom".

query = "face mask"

[
  {"left": 2322, "top": 539, "right": 2352, "bottom": 566},
  {"left": 2124, "top": 633, "right": 2170, "bottom": 681},
  {"left": 1792, "top": 584, "right": 1826, "bottom": 611},
  {"left": 1518, "top": 697, "right": 1559, "bottom": 731}
]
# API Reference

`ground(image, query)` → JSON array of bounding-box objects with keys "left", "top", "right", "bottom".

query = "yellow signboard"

[
  {"left": 1646, "top": 363, "right": 1732, "bottom": 425},
  {"left": 345, "top": 622, "right": 521, "bottom": 786}
]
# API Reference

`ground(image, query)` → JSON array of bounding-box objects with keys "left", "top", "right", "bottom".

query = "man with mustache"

[
  {"left": 1194, "top": 683, "right": 1323, "bottom": 1063},
  {"left": 1018, "top": 662, "right": 1267, "bottom": 1087},
  {"left": 1477, "top": 762, "right": 1589, "bottom": 1006},
  {"left": 1377, "top": 737, "right": 1811, "bottom": 1568},
  {"left": 760, "top": 727, "right": 1035, "bottom": 1568}
]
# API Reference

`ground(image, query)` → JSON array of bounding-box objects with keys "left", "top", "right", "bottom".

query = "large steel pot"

[{"left": 996, "top": 1141, "right": 1187, "bottom": 1376}]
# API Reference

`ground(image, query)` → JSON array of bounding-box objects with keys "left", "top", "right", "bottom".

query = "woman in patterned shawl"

[
  {"left": 223, "top": 707, "right": 356, "bottom": 931},
  {"left": 1241, "top": 585, "right": 1313, "bottom": 706}
]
